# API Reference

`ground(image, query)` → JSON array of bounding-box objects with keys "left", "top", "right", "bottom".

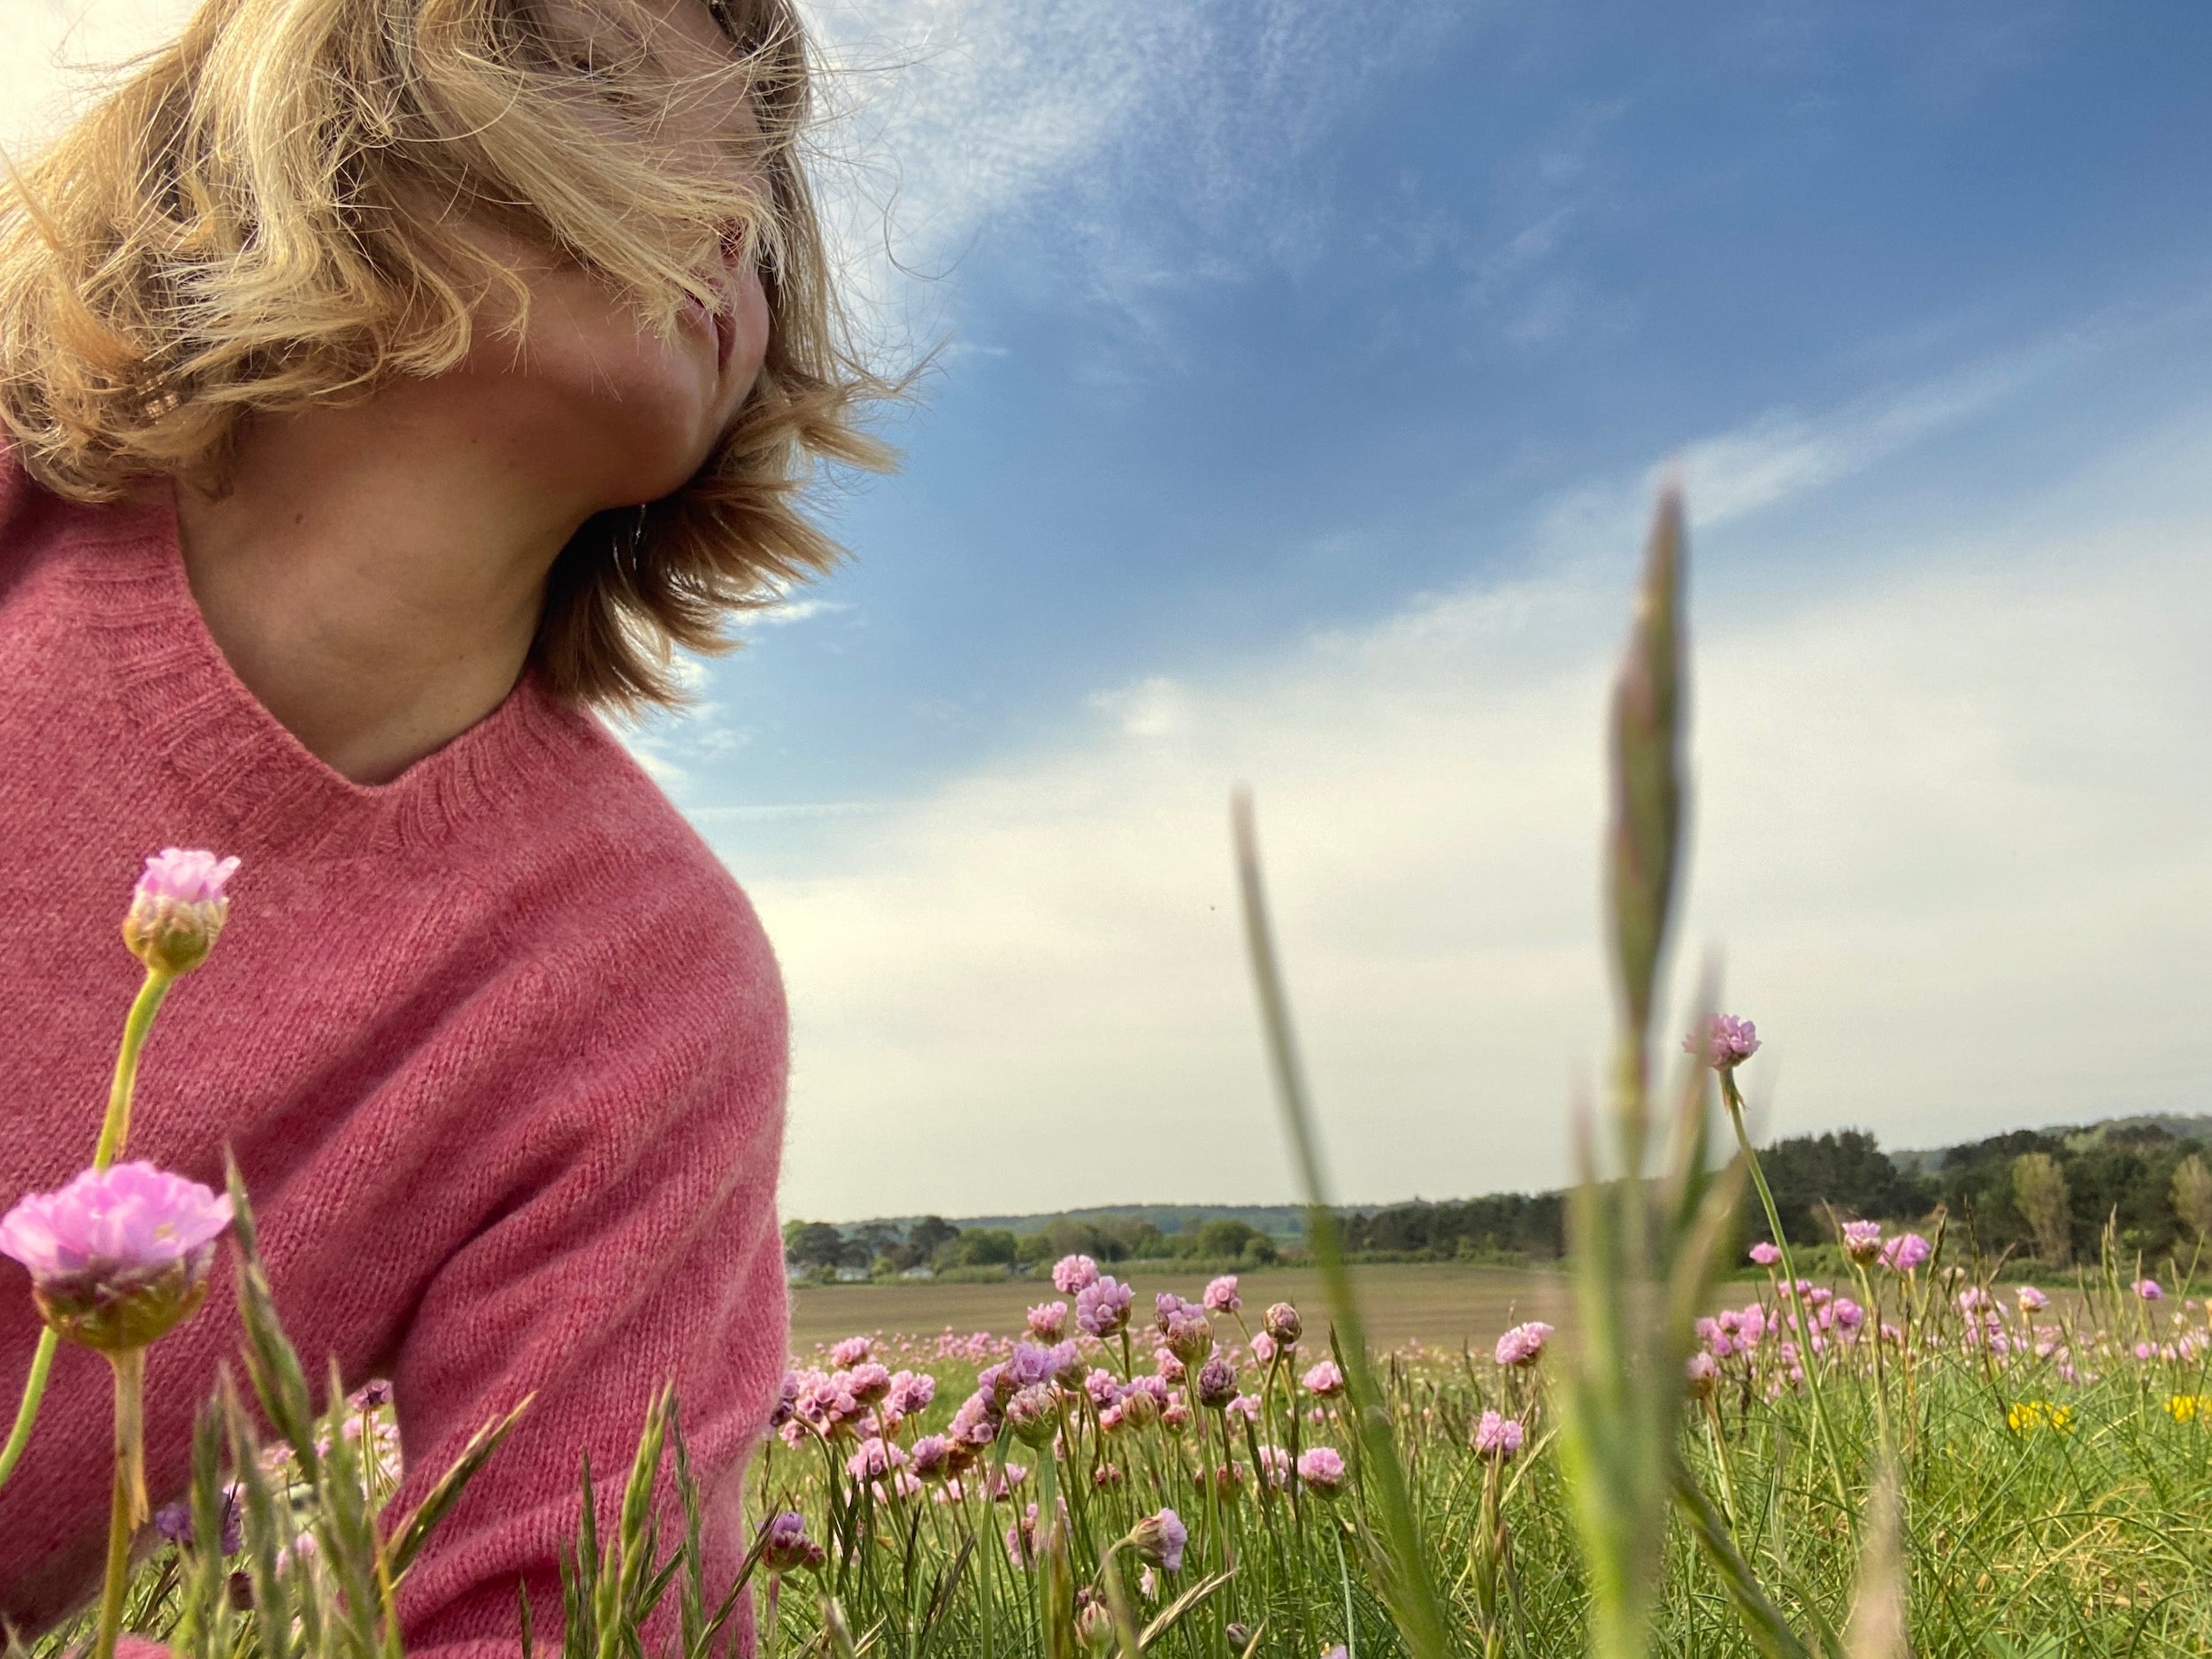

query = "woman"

[{"left": 0, "top": 0, "right": 886, "bottom": 1649}]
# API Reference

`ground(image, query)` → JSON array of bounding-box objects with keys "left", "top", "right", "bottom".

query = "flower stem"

[
  {"left": 93, "top": 1346, "right": 150, "bottom": 1659},
  {"left": 0, "top": 969, "right": 174, "bottom": 1495},
  {"left": 0, "top": 1330, "right": 58, "bottom": 1490},
  {"left": 96, "top": 968, "right": 175, "bottom": 1172},
  {"left": 1719, "top": 1071, "right": 1855, "bottom": 1531}
]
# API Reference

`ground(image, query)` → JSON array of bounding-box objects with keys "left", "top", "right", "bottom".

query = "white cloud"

[
  {"left": 739, "top": 597, "right": 849, "bottom": 627},
  {"left": 750, "top": 380, "right": 2212, "bottom": 1222},
  {"left": 0, "top": 0, "right": 196, "bottom": 159}
]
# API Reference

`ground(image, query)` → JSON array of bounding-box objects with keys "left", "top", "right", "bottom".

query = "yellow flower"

[
  {"left": 2164, "top": 1394, "right": 2212, "bottom": 1423},
  {"left": 2007, "top": 1399, "right": 2075, "bottom": 1435}
]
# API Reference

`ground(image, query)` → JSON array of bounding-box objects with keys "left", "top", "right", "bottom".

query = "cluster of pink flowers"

[
  {"left": 773, "top": 1349, "right": 938, "bottom": 1448},
  {"left": 1695, "top": 1302, "right": 1770, "bottom": 1359},
  {"left": 1473, "top": 1409, "right": 1525, "bottom": 1461}
]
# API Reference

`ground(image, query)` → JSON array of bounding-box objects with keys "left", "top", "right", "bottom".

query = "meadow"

[{"left": 15, "top": 494, "right": 2210, "bottom": 1659}]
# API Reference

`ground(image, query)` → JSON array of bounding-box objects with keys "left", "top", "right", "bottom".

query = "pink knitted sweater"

[{"left": 0, "top": 451, "right": 790, "bottom": 1656}]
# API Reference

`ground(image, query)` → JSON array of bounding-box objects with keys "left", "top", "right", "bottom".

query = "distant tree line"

[
  {"left": 780, "top": 1210, "right": 1282, "bottom": 1281},
  {"left": 787, "top": 1118, "right": 2212, "bottom": 1279}
]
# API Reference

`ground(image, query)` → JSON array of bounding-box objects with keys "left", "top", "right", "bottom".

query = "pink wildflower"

[
  {"left": 845, "top": 1437, "right": 905, "bottom": 1482},
  {"left": 1047, "top": 1340, "right": 1085, "bottom": 1386},
  {"left": 830, "top": 1336, "right": 872, "bottom": 1369},
  {"left": 1263, "top": 1302, "right": 1302, "bottom": 1344},
  {"left": 1026, "top": 1302, "right": 1069, "bottom": 1340},
  {"left": 1053, "top": 1255, "right": 1101, "bottom": 1294},
  {"left": 845, "top": 1362, "right": 892, "bottom": 1404},
  {"left": 1296, "top": 1446, "right": 1348, "bottom": 1494},
  {"left": 908, "top": 1435, "right": 954, "bottom": 1480},
  {"left": 1076, "top": 1276, "right": 1133, "bottom": 1337},
  {"left": 759, "top": 1512, "right": 826, "bottom": 1573},
  {"left": 1494, "top": 1321, "right": 1554, "bottom": 1368},
  {"left": 949, "top": 1393, "right": 1000, "bottom": 1448},
  {"left": 0, "top": 1162, "right": 233, "bottom": 1350},
  {"left": 1256, "top": 1443, "right": 1292, "bottom": 1488},
  {"left": 1204, "top": 1275, "right": 1242, "bottom": 1314},
  {"left": 2017, "top": 1286, "right": 2049, "bottom": 1313},
  {"left": 1879, "top": 1233, "right": 1931, "bottom": 1273},
  {"left": 1748, "top": 1241, "right": 1782, "bottom": 1267},
  {"left": 1250, "top": 1332, "right": 1278, "bottom": 1366},
  {"left": 1129, "top": 1509, "right": 1187, "bottom": 1572},
  {"left": 1473, "top": 1410, "right": 1525, "bottom": 1461},
  {"left": 1686, "top": 1013, "right": 1760, "bottom": 1071},
  {"left": 1302, "top": 1359, "right": 1346, "bottom": 1397},
  {"left": 2136, "top": 1279, "right": 2164, "bottom": 1302}
]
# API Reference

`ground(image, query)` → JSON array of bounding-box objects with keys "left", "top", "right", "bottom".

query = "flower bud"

[
  {"left": 1076, "top": 1594, "right": 1115, "bottom": 1652},
  {"left": 1685, "top": 1350, "right": 1719, "bottom": 1400},
  {"left": 758, "top": 1512, "right": 825, "bottom": 1573},
  {"left": 1263, "top": 1302, "right": 1302, "bottom": 1344},
  {"left": 1004, "top": 1383, "right": 1058, "bottom": 1448},
  {"left": 1841, "top": 1220, "right": 1884, "bottom": 1266},
  {"left": 121, "top": 849, "right": 240, "bottom": 977},
  {"left": 1196, "top": 1351, "right": 1238, "bottom": 1410},
  {"left": 1127, "top": 1508, "right": 1187, "bottom": 1572}
]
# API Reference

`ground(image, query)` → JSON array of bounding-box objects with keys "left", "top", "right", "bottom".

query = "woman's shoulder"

[
  {"left": 480, "top": 699, "right": 772, "bottom": 982},
  {"left": 0, "top": 442, "right": 88, "bottom": 599}
]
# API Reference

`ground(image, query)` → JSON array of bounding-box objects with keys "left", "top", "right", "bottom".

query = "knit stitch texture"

[{"left": 0, "top": 450, "right": 790, "bottom": 1658}]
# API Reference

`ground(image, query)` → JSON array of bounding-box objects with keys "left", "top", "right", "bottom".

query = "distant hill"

[
  {"left": 1889, "top": 1113, "right": 2212, "bottom": 1177},
  {"left": 889, "top": 1204, "right": 1319, "bottom": 1241}
]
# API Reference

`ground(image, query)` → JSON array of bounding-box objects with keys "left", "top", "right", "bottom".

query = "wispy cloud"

[{"left": 803, "top": 0, "right": 1470, "bottom": 334}]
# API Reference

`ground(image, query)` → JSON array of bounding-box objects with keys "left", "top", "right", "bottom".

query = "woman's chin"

[{"left": 588, "top": 402, "right": 729, "bottom": 506}]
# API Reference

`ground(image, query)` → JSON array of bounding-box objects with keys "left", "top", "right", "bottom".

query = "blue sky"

[
  {"left": 12, "top": 0, "right": 2212, "bottom": 1219},
  {"left": 665, "top": 0, "right": 2212, "bottom": 817}
]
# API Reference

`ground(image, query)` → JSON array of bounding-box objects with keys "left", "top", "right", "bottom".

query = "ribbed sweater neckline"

[{"left": 61, "top": 475, "right": 588, "bottom": 863}]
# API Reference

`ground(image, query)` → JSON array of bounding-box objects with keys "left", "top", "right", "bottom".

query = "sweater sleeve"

[{"left": 374, "top": 879, "right": 790, "bottom": 1659}]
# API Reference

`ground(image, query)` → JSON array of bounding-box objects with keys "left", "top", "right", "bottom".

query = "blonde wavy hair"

[{"left": 0, "top": 0, "right": 893, "bottom": 713}]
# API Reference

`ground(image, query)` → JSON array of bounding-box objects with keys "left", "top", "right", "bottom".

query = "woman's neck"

[{"left": 174, "top": 386, "right": 601, "bottom": 786}]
